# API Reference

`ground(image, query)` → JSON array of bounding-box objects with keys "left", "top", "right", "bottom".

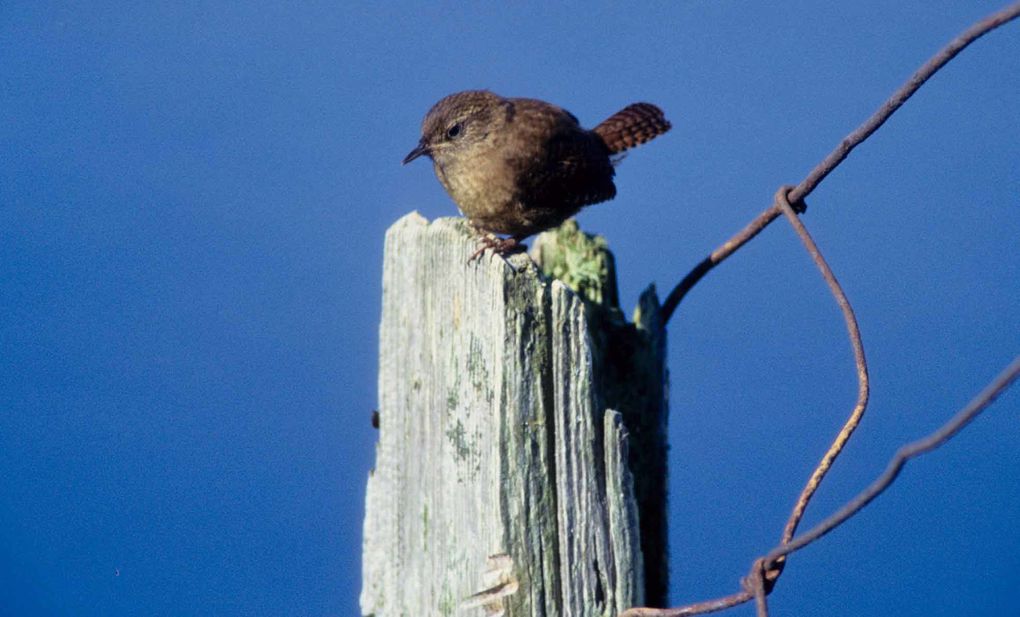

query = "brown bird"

[{"left": 403, "top": 90, "right": 671, "bottom": 257}]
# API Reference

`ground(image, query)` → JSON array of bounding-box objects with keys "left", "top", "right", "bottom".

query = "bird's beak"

[{"left": 402, "top": 139, "right": 431, "bottom": 165}]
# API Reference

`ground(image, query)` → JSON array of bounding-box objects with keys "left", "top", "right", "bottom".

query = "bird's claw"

[{"left": 468, "top": 236, "right": 523, "bottom": 264}]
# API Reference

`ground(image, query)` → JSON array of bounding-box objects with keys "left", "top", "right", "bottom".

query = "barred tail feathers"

[{"left": 593, "top": 102, "right": 671, "bottom": 154}]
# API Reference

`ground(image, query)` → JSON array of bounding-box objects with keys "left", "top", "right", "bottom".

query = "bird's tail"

[{"left": 593, "top": 103, "right": 671, "bottom": 154}]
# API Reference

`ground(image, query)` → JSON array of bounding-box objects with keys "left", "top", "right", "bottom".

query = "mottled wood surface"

[{"left": 362, "top": 214, "right": 667, "bottom": 617}]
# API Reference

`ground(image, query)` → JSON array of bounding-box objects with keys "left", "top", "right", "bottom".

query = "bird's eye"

[{"left": 446, "top": 123, "right": 463, "bottom": 139}]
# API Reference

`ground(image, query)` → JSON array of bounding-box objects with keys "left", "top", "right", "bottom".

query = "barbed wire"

[{"left": 623, "top": 3, "right": 1020, "bottom": 616}]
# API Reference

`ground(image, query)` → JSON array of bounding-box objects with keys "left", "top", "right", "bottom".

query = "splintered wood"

[{"left": 362, "top": 214, "right": 668, "bottom": 616}]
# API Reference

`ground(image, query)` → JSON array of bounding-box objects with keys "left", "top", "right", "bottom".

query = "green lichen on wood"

[
  {"left": 498, "top": 260, "right": 563, "bottom": 617},
  {"left": 531, "top": 219, "right": 620, "bottom": 309},
  {"left": 531, "top": 218, "right": 670, "bottom": 607}
]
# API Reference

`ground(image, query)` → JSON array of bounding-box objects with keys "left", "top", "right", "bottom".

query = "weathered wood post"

[{"left": 362, "top": 213, "right": 668, "bottom": 616}]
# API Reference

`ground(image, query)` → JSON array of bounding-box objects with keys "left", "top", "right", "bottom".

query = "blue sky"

[{"left": 1, "top": 2, "right": 1018, "bottom": 616}]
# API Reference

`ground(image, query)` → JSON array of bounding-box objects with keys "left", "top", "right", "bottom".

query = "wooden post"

[{"left": 362, "top": 214, "right": 668, "bottom": 617}]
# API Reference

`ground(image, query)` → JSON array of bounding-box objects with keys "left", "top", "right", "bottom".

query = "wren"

[{"left": 403, "top": 90, "right": 671, "bottom": 257}]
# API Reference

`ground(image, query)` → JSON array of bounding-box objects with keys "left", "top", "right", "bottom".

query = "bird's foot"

[{"left": 468, "top": 235, "right": 525, "bottom": 263}]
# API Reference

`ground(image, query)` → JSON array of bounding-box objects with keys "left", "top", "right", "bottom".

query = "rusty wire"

[
  {"left": 763, "top": 187, "right": 870, "bottom": 591},
  {"left": 660, "top": 1, "right": 1020, "bottom": 325},
  {"left": 622, "top": 185, "right": 869, "bottom": 617},
  {"left": 764, "top": 354, "right": 1020, "bottom": 566},
  {"left": 744, "top": 558, "right": 769, "bottom": 617},
  {"left": 622, "top": 3, "right": 1020, "bottom": 616},
  {"left": 663, "top": 355, "right": 1020, "bottom": 617},
  {"left": 625, "top": 222, "right": 1020, "bottom": 617}
]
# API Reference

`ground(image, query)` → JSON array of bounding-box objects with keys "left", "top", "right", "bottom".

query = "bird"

[{"left": 403, "top": 90, "right": 671, "bottom": 258}]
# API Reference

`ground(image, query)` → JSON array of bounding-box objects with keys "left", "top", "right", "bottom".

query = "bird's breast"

[{"left": 435, "top": 144, "right": 519, "bottom": 222}]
